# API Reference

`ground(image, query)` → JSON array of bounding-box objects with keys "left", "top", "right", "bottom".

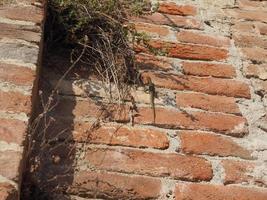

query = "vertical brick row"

[{"left": 0, "top": 1, "right": 45, "bottom": 199}]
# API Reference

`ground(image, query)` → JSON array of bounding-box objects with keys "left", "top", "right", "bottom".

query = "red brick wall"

[
  {"left": 0, "top": 0, "right": 45, "bottom": 199},
  {"left": 37, "top": 0, "right": 267, "bottom": 199},
  {"left": 1, "top": 0, "right": 267, "bottom": 200}
]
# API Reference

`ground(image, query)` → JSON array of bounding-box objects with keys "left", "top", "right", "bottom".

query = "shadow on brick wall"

[{"left": 21, "top": 50, "right": 77, "bottom": 200}]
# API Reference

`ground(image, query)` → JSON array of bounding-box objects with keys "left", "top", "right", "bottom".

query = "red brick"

[
  {"left": 241, "top": 47, "right": 267, "bottom": 63},
  {"left": 222, "top": 160, "right": 266, "bottom": 186},
  {"left": 176, "top": 30, "right": 230, "bottom": 47},
  {"left": 131, "top": 12, "right": 201, "bottom": 29},
  {"left": 69, "top": 171, "right": 162, "bottom": 199},
  {"left": 0, "top": 5, "right": 43, "bottom": 24},
  {"left": 181, "top": 61, "right": 236, "bottom": 78},
  {"left": 135, "top": 53, "right": 173, "bottom": 71},
  {"left": 134, "top": 22, "right": 170, "bottom": 37},
  {"left": 67, "top": 121, "right": 169, "bottom": 149},
  {"left": 142, "top": 72, "right": 251, "bottom": 98},
  {"left": 146, "top": 40, "right": 228, "bottom": 61},
  {"left": 0, "top": 151, "right": 22, "bottom": 181},
  {"left": 175, "top": 183, "right": 267, "bottom": 200},
  {"left": 135, "top": 107, "right": 248, "bottom": 137},
  {"left": 85, "top": 148, "right": 212, "bottom": 181},
  {"left": 226, "top": 9, "right": 267, "bottom": 23},
  {"left": 179, "top": 131, "right": 252, "bottom": 159},
  {"left": 0, "top": 183, "right": 18, "bottom": 200},
  {"left": 223, "top": 160, "right": 253, "bottom": 184},
  {"left": 158, "top": 2, "right": 197, "bottom": 16},
  {"left": 233, "top": 34, "right": 267, "bottom": 49},
  {"left": 0, "top": 63, "right": 35, "bottom": 86},
  {"left": 176, "top": 92, "right": 240, "bottom": 114},
  {"left": 54, "top": 97, "right": 130, "bottom": 123},
  {"left": 0, "top": 118, "right": 27, "bottom": 144},
  {"left": 0, "top": 91, "right": 31, "bottom": 114},
  {"left": 0, "top": 23, "right": 41, "bottom": 43}
]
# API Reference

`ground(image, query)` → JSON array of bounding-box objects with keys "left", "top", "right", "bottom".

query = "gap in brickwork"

[
  {"left": 20, "top": 48, "right": 77, "bottom": 199},
  {"left": 20, "top": 19, "right": 75, "bottom": 200}
]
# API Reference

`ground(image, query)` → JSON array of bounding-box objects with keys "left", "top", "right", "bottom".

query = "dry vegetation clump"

[{"left": 46, "top": 0, "right": 153, "bottom": 102}]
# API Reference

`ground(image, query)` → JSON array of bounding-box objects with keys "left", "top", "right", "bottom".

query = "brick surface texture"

[
  {"left": 0, "top": 0, "right": 45, "bottom": 199},
  {"left": 1, "top": 0, "right": 267, "bottom": 200}
]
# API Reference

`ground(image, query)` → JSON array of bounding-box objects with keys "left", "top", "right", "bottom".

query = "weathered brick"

[
  {"left": 238, "top": 0, "right": 267, "bottom": 10},
  {"left": 135, "top": 53, "right": 173, "bottom": 71},
  {"left": 6, "top": 0, "right": 36, "bottom": 5},
  {"left": 179, "top": 131, "right": 252, "bottom": 159},
  {"left": 232, "top": 21, "right": 255, "bottom": 34},
  {"left": 244, "top": 64, "right": 267, "bottom": 80},
  {"left": 146, "top": 40, "right": 228, "bottom": 61},
  {"left": 0, "top": 91, "right": 31, "bottom": 114},
  {"left": 253, "top": 79, "right": 267, "bottom": 95},
  {"left": 0, "top": 5, "right": 43, "bottom": 24},
  {"left": 181, "top": 61, "right": 236, "bottom": 78},
  {"left": 222, "top": 160, "right": 267, "bottom": 186},
  {"left": 223, "top": 160, "right": 253, "bottom": 184},
  {"left": 130, "top": 87, "right": 164, "bottom": 105},
  {"left": 142, "top": 72, "right": 251, "bottom": 98},
  {"left": 69, "top": 171, "right": 162, "bottom": 199},
  {"left": 0, "top": 118, "right": 27, "bottom": 144},
  {"left": 257, "top": 23, "right": 267, "bottom": 35},
  {"left": 176, "top": 30, "right": 230, "bottom": 47},
  {"left": 85, "top": 148, "right": 213, "bottom": 181},
  {"left": 53, "top": 97, "right": 130, "bottom": 122},
  {"left": 50, "top": 121, "right": 169, "bottom": 149},
  {"left": 158, "top": 2, "right": 197, "bottom": 16},
  {"left": 0, "top": 151, "right": 22, "bottom": 181},
  {"left": 175, "top": 183, "right": 267, "bottom": 200},
  {"left": 176, "top": 92, "right": 240, "bottom": 114},
  {"left": 0, "top": 183, "right": 18, "bottom": 200},
  {"left": 47, "top": 76, "right": 165, "bottom": 106},
  {"left": 0, "top": 43, "right": 39, "bottom": 64},
  {"left": 0, "top": 23, "right": 41, "bottom": 43},
  {"left": 131, "top": 12, "right": 201, "bottom": 29},
  {"left": 77, "top": 123, "right": 169, "bottom": 149},
  {"left": 135, "top": 107, "right": 248, "bottom": 137},
  {"left": 233, "top": 34, "right": 267, "bottom": 49},
  {"left": 134, "top": 22, "right": 170, "bottom": 38},
  {"left": 241, "top": 47, "right": 267, "bottom": 63},
  {"left": 0, "top": 63, "right": 35, "bottom": 86},
  {"left": 226, "top": 9, "right": 267, "bottom": 23}
]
